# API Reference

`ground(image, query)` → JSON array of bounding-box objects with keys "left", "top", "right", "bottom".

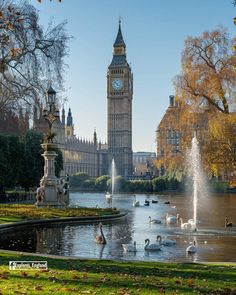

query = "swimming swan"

[
  {"left": 122, "top": 241, "right": 137, "bottom": 252},
  {"left": 186, "top": 240, "right": 197, "bottom": 253},
  {"left": 144, "top": 238, "right": 161, "bottom": 251},
  {"left": 95, "top": 223, "right": 107, "bottom": 244},
  {"left": 149, "top": 216, "right": 162, "bottom": 224}
]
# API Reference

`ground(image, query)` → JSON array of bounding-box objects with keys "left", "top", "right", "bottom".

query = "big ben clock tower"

[{"left": 107, "top": 20, "right": 133, "bottom": 177}]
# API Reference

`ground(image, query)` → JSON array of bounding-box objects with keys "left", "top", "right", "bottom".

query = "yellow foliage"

[{"left": 202, "top": 112, "right": 236, "bottom": 178}]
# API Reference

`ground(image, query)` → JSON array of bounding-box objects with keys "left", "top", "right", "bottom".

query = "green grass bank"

[
  {"left": 0, "top": 204, "right": 119, "bottom": 224},
  {"left": 0, "top": 252, "right": 235, "bottom": 294}
]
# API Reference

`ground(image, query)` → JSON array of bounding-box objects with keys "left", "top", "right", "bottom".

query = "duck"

[
  {"left": 151, "top": 200, "right": 158, "bottom": 204},
  {"left": 157, "top": 235, "right": 176, "bottom": 246},
  {"left": 122, "top": 241, "right": 137, "bottom": 252},
  {"left": 164, "top": 201, "right": 170, "bottom": 204},
  {"left": 95, "top": 223, "right": 107, "bottom": 244},
  {"left": 166, "top": 213, "right": 180, "bottom": 223},
  {"left": 149, "top": 216, "right": 162, "bottom": 224},
  {"left": 186, "top": 240, "right": 197, "bottom": 253},
  {"left": 225, "top": 217, "right": 233, "bottom": 227},
  {"left": 179, "top": 218, "right": 192, "bottom": 230},
  {"left": 144, "top": 238, "right": 161, "bottom": 251}
]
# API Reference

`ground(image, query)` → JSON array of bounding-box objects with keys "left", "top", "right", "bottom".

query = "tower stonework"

[{"left": 107, "top": 21, "right": 133, "bottom": 177}]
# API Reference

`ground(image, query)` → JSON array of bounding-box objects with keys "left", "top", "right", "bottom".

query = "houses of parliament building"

[{"left": 33, "top": 21, "right": 134, "bottom": 178}]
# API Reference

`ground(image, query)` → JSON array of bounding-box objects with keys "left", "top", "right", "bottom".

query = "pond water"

[{"left": 0, "top": 192, "right": 236, "bottom": 262}]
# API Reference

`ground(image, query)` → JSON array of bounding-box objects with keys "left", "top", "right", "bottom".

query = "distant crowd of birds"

[
  {"left": 94, "top": 222, "right": 197, "bottom": 254},
  {"left": 97, "top": 195, "right": 233, "bottom": 255}
]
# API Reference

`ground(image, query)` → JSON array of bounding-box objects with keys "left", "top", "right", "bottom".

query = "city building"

[
  {"left": 33, "top": 103, "right": 107, "bottom": 177},
  {"left": 156, "top": 95, "right": 209, "bottom": 176},
  {"left": 0, "top": 108, "right": 29, "bottom": 137},
  {"left": 33, "top": 21, "right": 135, "bottom": 178},
  {"left": 133, "top": 151, "right": 157, "bottom": 177},
  {"left": 107, "top": 20, "right": 133, "bottom": 177}
]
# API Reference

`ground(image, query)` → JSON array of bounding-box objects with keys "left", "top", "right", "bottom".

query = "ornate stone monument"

[{"left": 35, "top": 86, "right": 66, "bottom": 207}]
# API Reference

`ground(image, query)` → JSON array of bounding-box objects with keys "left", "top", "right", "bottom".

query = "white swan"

[
  {"left": 122, "top": 241, "right": 137, "bottom": 252},
  {"left": 179, "top": 218, "right": 192, "bottom": 230},
  {"left": 166, "top": 213, "right": 180, "bottom": 223},
  {"left": 186, "top": 240, "right": 197, "bottom": 253},
  {"left": 149, "top": 216, "right": 162, "bottom": 224},
  {"left": 144, "top": 238, "right": 161, "bottom": 251},
  {"left": 188, "top": 219, "right": 200, "bottom": 225},
  {"left": 157, "top": 235, "right": 176, "bottom": 246},
  {"left": 106, "top": 192, "right": 112, "bottom": 199},
  {"left": 132, "top": 196, "right": 140, "bottom": 207},
  {"left": 95, "top": 223, "right": 107, "bottom": 244}
]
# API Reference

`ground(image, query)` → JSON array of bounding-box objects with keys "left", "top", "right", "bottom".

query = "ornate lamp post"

[
  {"left": 43, "top": 87, "right": 60, "bottom": 142},
  {"left": 35, "top": 86, "right": 65, "bottom": 207}
]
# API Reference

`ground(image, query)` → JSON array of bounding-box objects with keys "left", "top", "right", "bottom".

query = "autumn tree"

[
  {"left": 0, "top": 0, "right": 69, "bottom": 115},
  {"left": 202, "top": 112, "right": 236, "bottom": 180},
  {"left": 174, "top": 27, "right": 236, "bottom": 114}
]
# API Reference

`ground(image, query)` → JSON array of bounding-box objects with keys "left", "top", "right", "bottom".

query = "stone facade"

[
  {"left": 33, "top": 105, "right": 107, "bottom": 177},
  {"left": 156, "top": 95, "right": 209, "bottom": 175},
  {"left": 107, "top": 21, "right": 133, "bottom": 177},
  {"left": 133, "top": 151, "right": 157, "bottom": 176},
  {"left": 0, "top": 108, "right": 29, "bottom": 137}
]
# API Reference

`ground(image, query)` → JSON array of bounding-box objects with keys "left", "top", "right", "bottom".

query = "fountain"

[
  {"left": 187, "top": 133, "right": 206, "bottom": 231},
  {"left": 106, "top": 158, "right": 116, "bottom": 198}
]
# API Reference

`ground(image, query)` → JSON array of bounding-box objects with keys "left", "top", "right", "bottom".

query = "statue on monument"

[{"left": 35, "top": 86, "right": 67, "bottom": 207}]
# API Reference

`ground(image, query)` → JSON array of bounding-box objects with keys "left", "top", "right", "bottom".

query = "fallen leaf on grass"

[
  {"left": 0, "top": 274, "right": 8, "bottom": 279},
  {"left": 20, "top": 271, "right": 28, "bottom": 277},
  {"left": 34, "top": 285, "right": 43, "bottom": 291},
  {"left": 40, "top": 269, "right": 49, "bottom": 273},
  {"left": 117, "top": 289, "right": 131, "bottom": 295},
  {"left": 187, "top": 278, "right": 194, "bottom": 287},
  {"left": 175, "top": 279, "right": 182, "bottom": 284}
]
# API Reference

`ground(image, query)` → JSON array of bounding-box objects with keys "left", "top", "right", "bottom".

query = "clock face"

[{"left": 112, "top": 78, "right": 123, "bottom": 90}]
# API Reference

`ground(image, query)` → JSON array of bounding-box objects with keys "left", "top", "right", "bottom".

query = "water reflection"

[{"left": 0, "top": 192, "right": 236, "bottom": 262}]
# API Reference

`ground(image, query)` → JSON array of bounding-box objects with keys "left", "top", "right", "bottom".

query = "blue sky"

[{"left": 33, "top": 0, "right": 235, "bottom": 152}]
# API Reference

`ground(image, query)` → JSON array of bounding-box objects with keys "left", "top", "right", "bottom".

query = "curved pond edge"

[{"left": 0, "top": 211, "right": 128, "bottom": 233}]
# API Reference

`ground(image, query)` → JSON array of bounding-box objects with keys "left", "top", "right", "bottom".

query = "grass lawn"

[
  {"left": 0, "top": 204, "right": 119, "bottom": 224},
  {"left": 0, "top": 252, "right": 235, "bottom": 294}
]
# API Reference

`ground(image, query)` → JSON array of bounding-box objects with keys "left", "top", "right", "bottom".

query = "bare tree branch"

[{"left": 0, "top": 0, "right": 70, "bottom": 116}]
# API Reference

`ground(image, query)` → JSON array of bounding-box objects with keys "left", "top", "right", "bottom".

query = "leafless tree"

[{"left": 0, "top": 0, "right": 70, "bottom": 115}]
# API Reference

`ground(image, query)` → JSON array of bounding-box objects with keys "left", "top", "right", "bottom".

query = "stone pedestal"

[{"left": 35, "top": 143, "right": 66, "bottom": 207}]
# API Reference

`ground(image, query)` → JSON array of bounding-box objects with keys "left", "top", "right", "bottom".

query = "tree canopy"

[
  {"left": 0, "top": 130, "right": 64, "bottom": 190},
  {"left": 202, "top": 112, "right": 236, "bottom": 179},
  {"left": 0, "top": 0, "right": 69, "bottom": 115},
  {"left": 174, "top": 27, "right": 236, "bottom": 114}
]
